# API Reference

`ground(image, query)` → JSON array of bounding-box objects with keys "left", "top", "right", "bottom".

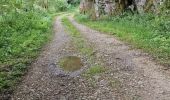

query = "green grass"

[
  {"left": 62, "top": 17, "right": 93, "bottom": 57},
  {"left": 0, "top": 0, "right": 76, "bottom": 96},
  {"left": 75, "top": 13, "right": 170, "bottom": 66},
  {"left": 85, "top": 65, "right": 105, "bottom": 77},
  {"left": 0, "top": 11, "right": 54, "bottom": 93},
  {"left": 62, "top": 16, "right": 106, "bottom": 78},
  {"left": 83, "top": 65, "right": 105, "bottom": 87}
]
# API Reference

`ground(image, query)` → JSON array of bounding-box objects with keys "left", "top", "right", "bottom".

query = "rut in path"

[{"left": 11, "top": 15, "right": 170, "bottom": 100}]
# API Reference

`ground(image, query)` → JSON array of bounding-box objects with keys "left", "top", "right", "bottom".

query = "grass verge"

[
  {"left": 62, "top": 17, "right": 93, "bottom": 58},
  {"left": 75, "top": 13, "right": 170, "bottom": 67},
  {"left": 0, "top": 12, "right": 55, "bottom": 96},
  {"left": 62, "top": 16, "right": 105, "bottom": 76}
]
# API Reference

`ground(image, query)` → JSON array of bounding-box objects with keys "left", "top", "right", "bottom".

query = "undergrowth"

[
  {"left": 0, "top": 0, "right": 80, "bottom": 97},
  {"left": 75, "top": 13, "right": 170, "bottom": 66},
  {"left": 0, "top": 6, "right": 53, "bottom": 96},
  {"left": 0, "top": 14, "right": 52, "bottom": 94}
]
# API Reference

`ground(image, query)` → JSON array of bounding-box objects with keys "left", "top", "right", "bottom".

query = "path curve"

[
  {"left": 69, "top": 16, "right": 170, "bottom": 100},
  {"left": 11, "top": 16, "right": 95, "bottom": 100},
  {"left": 11, "top": 15, "right": 170, "bottom": 100}
]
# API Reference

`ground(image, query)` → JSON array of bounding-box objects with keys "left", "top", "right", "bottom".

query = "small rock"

[
  {"left": 99, "top": 80, "right": 108, "bottom": 86},
  {"left": 93, "top": 75, "right": 100, "bottom": 80}
]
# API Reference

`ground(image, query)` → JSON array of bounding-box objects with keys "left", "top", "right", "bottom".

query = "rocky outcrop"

[
  {"left": 80, "top": 0, "right": 96, "bottom": 19},
  {"left": 79, "top": 0, "right": 166, "bottom": 19}
]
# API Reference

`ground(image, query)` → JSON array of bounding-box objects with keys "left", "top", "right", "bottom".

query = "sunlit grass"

[{"left": 75, "top": 13, "right": 170, "bottom": 66}]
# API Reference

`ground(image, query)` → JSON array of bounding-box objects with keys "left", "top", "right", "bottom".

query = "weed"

[
  {"left": 85, "top": 65, "right": 105, "bottom": 77},
  {"left": 109, "top": 79, "right": 121, "bottom": 89}
]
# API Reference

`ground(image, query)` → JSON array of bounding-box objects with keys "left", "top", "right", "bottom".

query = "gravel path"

[
  {"left": 11, "top": 15, "right": 117, "bottom": 100},
  {"left": 11, "top": 16, "right": 95, "bottom": 100},
  {"left": 11, "top": 15, "right": 170, "bottom": 100},
  {"left": 69, "top": 16, "right": 170, "bottom": 100}
]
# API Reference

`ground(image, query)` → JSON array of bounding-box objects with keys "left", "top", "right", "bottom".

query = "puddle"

[{"left": 59, "top": 56, "right": 83, "bottom": 72}]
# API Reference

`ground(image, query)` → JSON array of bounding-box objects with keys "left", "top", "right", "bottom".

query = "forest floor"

[{"left": 11, "top": 15, "right": 170, "bottom": 100}]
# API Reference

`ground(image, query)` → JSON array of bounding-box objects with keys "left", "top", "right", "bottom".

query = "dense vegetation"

[
  {"left": 75, "top": 12, "right": 170, "bottom": 66},
  {"left": 0, "top": 0, "right": 70, "bottom": 95}
]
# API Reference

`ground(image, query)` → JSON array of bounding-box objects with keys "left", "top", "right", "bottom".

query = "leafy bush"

[
  {"left": 48, "top": 0, "right": 69, "bottom": 12},
  {"left": 67, "top": 0, "right": 80, "bottom": 5},
  {"left": 56, "top": 0, "right": 69, "bottom": 11}
]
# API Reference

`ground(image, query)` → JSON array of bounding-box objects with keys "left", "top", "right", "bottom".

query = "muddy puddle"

[{"left": 59, "top": 56, "right": 83, "bottom": 72}]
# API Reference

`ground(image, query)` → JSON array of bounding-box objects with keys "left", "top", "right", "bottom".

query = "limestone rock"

[{"left": 79, "top": 0, "right": 166, "bottom": 18}]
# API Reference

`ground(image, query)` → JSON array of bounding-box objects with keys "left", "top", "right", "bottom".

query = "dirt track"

[{"left": 11, "top": 15, "right": 170, "bottom": 100}]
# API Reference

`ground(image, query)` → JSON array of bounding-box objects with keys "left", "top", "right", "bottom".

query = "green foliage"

[
  {"left": 49, "top": 0, "right": 69, "bottom": 12},
  {"left": 0, "top": 0, "right": 65, "bottom": 94},
  {"left": 161, "top": 0, "right": 170, "bottom": 11},
  {"left": 67, "top": 0, "right": 80, "bottom": 5},
  {"left": 75, "top": 13, "right": 170, "bottom": 66},
  {"left": 0, "top": 0, "right": 76, "bottom": 96}
]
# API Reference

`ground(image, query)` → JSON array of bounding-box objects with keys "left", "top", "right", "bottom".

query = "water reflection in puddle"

[{"left": 59, "top": 56, "right": 83, "bottom": 72}]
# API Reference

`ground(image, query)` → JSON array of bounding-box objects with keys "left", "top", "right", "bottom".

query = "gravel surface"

[
  {"left": 10, "top": 15, "right": 170, "bottom": 100},
  {"left": 11, "top": 16, "right": 93, "bottom": 100},
  {"left": 11, "top": 15, "right": 115, "bottom": 100},
  {"left": 69, "top": 16, "right": 170, "bottom": 100}
]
